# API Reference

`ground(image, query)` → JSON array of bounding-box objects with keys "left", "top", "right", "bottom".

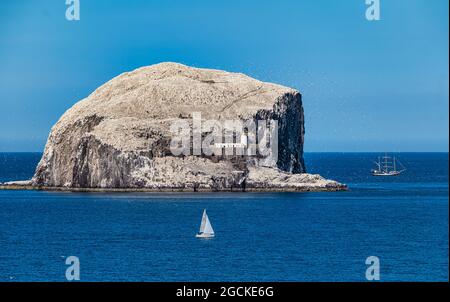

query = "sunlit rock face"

[{"left": 31, "top": 62, "right": 343, "bottom": 191}]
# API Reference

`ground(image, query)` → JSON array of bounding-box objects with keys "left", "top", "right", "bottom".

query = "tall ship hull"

[{"left": 371, "top": 171, "right": 402, "bottom": 176}]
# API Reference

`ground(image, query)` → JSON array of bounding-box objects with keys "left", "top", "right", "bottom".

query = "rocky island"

[{"left": 1, "top": 63, "right": 346, "bottom": 192}]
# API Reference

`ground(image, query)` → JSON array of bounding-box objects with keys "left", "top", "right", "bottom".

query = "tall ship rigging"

[{"left": 371, "top": 154, "right": 406, "bottom": 176}]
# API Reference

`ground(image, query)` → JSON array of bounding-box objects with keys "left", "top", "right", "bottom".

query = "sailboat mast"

[{"left": 384, "top": 153, "right": 388, "bottom": 173}]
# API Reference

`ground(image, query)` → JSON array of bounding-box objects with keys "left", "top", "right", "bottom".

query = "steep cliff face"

[{"left": 31, "top": 62, "right": 343, "bottom": 191}]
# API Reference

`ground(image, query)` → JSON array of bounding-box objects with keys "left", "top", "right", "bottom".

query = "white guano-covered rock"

[{"left": 31, "top": 62, "right": 345, "bottom": 191}]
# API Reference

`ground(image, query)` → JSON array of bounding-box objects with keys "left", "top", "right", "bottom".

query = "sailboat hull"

[{"left": 196, "top": 233, "right": 214, "bottom": 238}]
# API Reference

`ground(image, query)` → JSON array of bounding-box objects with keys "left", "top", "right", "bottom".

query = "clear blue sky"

[{"left": 0, "top": 0, "right": 448, "bottom": 152}]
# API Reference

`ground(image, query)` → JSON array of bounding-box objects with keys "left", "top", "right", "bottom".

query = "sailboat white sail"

[{"left": 196, "top": 209, "right": 215, "bottom": 238}]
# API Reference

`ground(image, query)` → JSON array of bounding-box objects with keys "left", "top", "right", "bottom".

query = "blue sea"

[{"left": 0, "top": 152, "right": 448, "bottom": 281}]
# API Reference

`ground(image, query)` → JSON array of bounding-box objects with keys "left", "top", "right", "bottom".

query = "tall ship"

[{"left": 371, "top": 154, "right": 406, "bottom": 176}]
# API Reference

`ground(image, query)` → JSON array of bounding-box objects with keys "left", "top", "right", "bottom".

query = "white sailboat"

[
  {"left": 371, "top": 154, "right": 406, "bottom": 176},
  {"left": 196, "top": 209, "right": 215, "bottom": 238}
]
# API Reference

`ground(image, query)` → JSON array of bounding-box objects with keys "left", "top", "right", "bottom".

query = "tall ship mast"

[{"left": 371, "top": 153, "right": 406, "bottom": 176}]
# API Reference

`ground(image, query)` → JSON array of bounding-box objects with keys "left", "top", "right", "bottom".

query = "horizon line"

[{"left": 0, "top": 151, "right": 448, "bottom": 154}]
